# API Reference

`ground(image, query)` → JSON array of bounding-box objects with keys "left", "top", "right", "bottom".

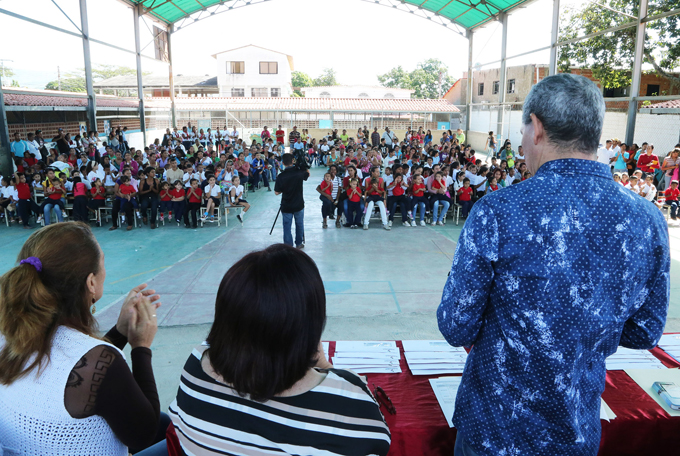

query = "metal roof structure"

[
  {"left": 119, "top": 0, "right": 534, "bottom": 34},
  {"left": 94, "top": 74, "right": 217, "bottom": 89}
]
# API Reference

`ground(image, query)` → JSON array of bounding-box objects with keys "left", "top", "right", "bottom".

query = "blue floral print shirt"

[{"left": 437, "top": 158, "right": 670, "bottom": 456}]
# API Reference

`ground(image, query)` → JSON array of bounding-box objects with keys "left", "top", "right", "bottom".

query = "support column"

[
  {"left": 0, "top": 75, "right": 11, "bottom": 178},
  {"left": 549, "top": 0, "right": 560, "bottom": 75},
  {"left": 133, "top": 4, "right": 147, "bottom": 146},
  {"left": 465, "top": 30, "right": 473, "bottom": 134},
  {"left": 497, "top": 12, "right": 509, "bottom": 142},
  {"left": 625, "top": 0, "right": 649, "bottom": 146},
  {"left": 80, "top": 0, "right": 97, "bottom": 132},
  {"left": 167, "top": 24, "right": 177, "bottom": 129}
]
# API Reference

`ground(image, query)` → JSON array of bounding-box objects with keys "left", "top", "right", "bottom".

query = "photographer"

[{"left": 274, "top": 153, "right": 309, "bottom": 248}]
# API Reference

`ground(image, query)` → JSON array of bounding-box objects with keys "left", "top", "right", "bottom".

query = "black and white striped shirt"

[{"left": 168, "top": 347, "right": 391, "bottom": 456}]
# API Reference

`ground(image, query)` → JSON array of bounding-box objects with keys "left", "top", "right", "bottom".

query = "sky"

[{"left": 0, "top": 0, "right": 559, "bottom": 90}]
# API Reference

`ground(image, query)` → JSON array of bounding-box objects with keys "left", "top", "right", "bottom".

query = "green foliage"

[
  {"left": 291, "top": 71, "right": 313, "bottom": 89},
  {"left": 378, "top": 59, "right": 456, "bottom": 99},
  {"left": 0, "top": 66, "right": 15, "bottom": 79},
  {"left": 313, "top": 68, "right": 338, "bottom": 87},
  {"left": 558, "top": 0, "right": 680, "bottom": 88},
  {"left": 44, "top": 64, "right": 148, "bottom": 92}
]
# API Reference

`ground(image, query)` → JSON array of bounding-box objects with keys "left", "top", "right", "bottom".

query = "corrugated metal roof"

[
  {"left": 2, "top": 89, "right": 139, "bottom": 108},
  {"left": 94, "top": 74, "right": 217, "bottom": 88}
]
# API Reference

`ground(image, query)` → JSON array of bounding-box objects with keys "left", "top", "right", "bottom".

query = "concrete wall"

[{"left": 215, "top": 46, "right": 292, "bottom": 97}]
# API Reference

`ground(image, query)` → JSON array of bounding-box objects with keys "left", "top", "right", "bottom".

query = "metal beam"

[
  {"left": 556, "top": 20, "right": 637, "bottom": 47},
  {"left": 497, "top": 12, "right": 508, "bottom": 141},
  {"left": 0, "top": 73, "right": 11, "bottom": 178},
  {"left": 549, "top": 0, "right": 560, "bottom": 75},
  {"left": 168, "top": 24, "right": 177, "bottom": 128},
  {"left": 133, "top": 4, "right": 147, "bottom": 146},
  {"left": 80, "top": 0, "right": 97, "bottom": 133},
  {"left": 465, "top": 30, "right": 473, "bottom": 134},
  {"left": 625, "top": 0, "right": 648, "bottom": 146}
]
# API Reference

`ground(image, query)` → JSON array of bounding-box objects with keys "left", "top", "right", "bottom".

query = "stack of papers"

[
  {"left": 429, "top": 376, "right": 463, "bottom": 427},
  {"left": 322, "top": 342, "right": 330, "bottom": 362},
  {"left": 403, "top": 340, "right": 468, "bottom": 375},
  {"left": 606, "top": 347, "right": 667, "bottom": 370},
  {"left": 600, "top": 399, "right": 617, "bottom": 421},
  {"left": 657, "top": 334, "right": 680, "bottom": 365},
  {"left": 332, "top": 341, "right": 402, "bottom": 374}
]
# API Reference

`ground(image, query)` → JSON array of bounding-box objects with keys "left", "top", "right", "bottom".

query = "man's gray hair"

[{"left": 522, "top": 73, "right": 605, "bottom": 154}]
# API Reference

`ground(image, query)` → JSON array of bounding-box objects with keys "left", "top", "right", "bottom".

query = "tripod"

[{"left": 269, "top": 206, "right": 281, "bottom": 235}]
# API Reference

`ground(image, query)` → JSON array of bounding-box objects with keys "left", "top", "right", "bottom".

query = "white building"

[
  {"left": 301, "top": 85, "right": 414, "bottom": 99},
  {"left": 212, "top": 45, "right": 294, "bottom": 98}
]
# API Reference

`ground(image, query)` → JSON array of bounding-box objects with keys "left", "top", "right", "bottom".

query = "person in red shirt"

[
  {"left": 317, "top": 172, "right": 335, "bottom": 229},
  {"left": 388, "top": 173, "right": 412, "bottom": 227},
  {"left": 345, "top": 178, "right": 363, "bottom": 228},
  {"left": 88, "top": 178, "right": 107, "bottom": 226},
  {"left": 410, "top": 174, "right": 429, "bottom": 226},
  {"left": 457, "top": 177, "right": 474, "bottom": 218},
  {"left": 184, "top": 178, "right": 202, "bottom": 228},
  {"left": 14, "top": 172, "right": 40, "bottom": 229},
  {"left": 637, "top": 145, "right": 660, "bottom": 174},
  {"left": 275, "top": 125, "right": 285, "bottom": 146},
  {"left": 71, "top": 176, "right": 90, "bottom": 222},
  {"left": 170, "top": 180, "right": 185, "bottom": 225},
  {"left": 665, "top": 180, "right": 680, "bottom": 220},
  {"left": 159, "top": 181, "right": 173, "bottom": 222},
  {"left": 363, "top": 166, "right": 389, "bottom": 230}
]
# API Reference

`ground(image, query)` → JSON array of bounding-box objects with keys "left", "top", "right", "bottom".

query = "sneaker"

[
  {"left": 267, "top": 187, "right": 272, "bottom": 192},
  {"left": 437, "top": 221, "right": 444, "bottom": 226},
  {"left": 420, "top": 220, "right": 426, "bottom": 226},
  {"left": 121, "top": 216, "right": 126, "bottom": 223},
  {"left": 343, "top": 223, "right": 352, "bottom": 228},
  {"left": 336, "top": 219, "right": 341, "bottom": 228},
  {"left": 411, "top": 221, "right": 417, "bottom": 227},
  {"left": 407, "top": 211, "right": 413, "bottom": 219},
  {"left": 388, "top": 220, "right": 393, "bottom": 227},
  {"left": 160, "top": 214, "right": 164, "bottom": 222},
  {"left": 363, "top": 224, "right": 369, "bottom": 230},
  {"left": 210, "top": 216, "right": 215, "bottom": 222},
  {"left": 351, "top": 225, "right": 357, "bottom": 229},
  {"left": 62, "top": 211, "right": 67, "bottom": 218},
  {"left": 296, "top": 243, "right": 304, "bottom": 249},
  {"left": 432, "top": 221, "right": 437, "bottom": 226},
  {"left": 37, "top": 215, "right": 43, "bottom": 223},
  {"left": 136, "top": 211, "right": 141, "bottom": 219},
  {"left": 168, "top": 214, "right": 173, "bottom": 221},
  {"left": 200, "top": 214, "right": 207, "bottom": 222},
  {"left": 323, "top": 221, "right": 328, "bottom": 229},
  {"left": 403, "top": 221, "right": 411, "bottom": 227},
  {"left": 384, "top": 224, "right": 391, "bottom": 231},
  {"left": 237, "top": 214, "right": 243, "bottom": 223}
]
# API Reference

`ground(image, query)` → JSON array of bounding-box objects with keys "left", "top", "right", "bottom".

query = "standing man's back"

[{"left": 438, "top": 73, "right": 670, "bottom": 456}]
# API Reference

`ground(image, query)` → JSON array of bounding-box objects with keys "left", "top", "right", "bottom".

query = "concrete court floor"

[{"left": 1, "top": 166, "right": 680, "bottom": 409}]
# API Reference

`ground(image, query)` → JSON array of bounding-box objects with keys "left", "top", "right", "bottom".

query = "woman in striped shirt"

[{"left": 168, "top": 244, "right": 391, "bottom": 456}]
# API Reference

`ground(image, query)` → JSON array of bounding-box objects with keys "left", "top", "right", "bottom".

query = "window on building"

[
  {"left": 271, "top": 88, "right": 280, "bottom": 97},
  {"left": 478, "top": 83, "right": 484, "bottom": 96},
  {"left": 231, "top": 88, "right": 244, "bottom": 97},
  {"left": 320, "top": 91, "right": 331, "bottom": 98},
  {"left": 384, "top": 93, "right": 395, "bottom": 98},
  {"left": 251, "top": 88, "right": 268, "bottom": 97},
  {"left": 226, "top": 61, "right": 245, "bottom": 74},
  {"left": 492, "top": 81, "right": 499, "bottom": 94},
  {"left": 259, "top": 62, "right": 278, "bottom": 74},
  {"left": 507, "top": 79, "right": 516, "bottom": 94},
  {"left": 604, "top": 87, "right": 629, "bottom": 98},
  {"left": 358, "top": 93, "right": 369, "bottom": 98},
  {"left": 646, "top": 84, "right": 661, "bottom": 96}
]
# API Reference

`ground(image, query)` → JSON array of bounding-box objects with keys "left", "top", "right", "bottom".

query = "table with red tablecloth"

[{"left": 326, "top": 340, "right": 680, "bottom": 456}]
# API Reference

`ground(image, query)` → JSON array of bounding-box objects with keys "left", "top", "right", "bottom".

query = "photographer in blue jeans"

[{"left": 274, "top": 153, "right": 309, "bottom": 248}]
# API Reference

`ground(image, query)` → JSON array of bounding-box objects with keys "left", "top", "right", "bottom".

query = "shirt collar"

[{"left": 535, "top": 158, "right": 612, "bottom": 179}]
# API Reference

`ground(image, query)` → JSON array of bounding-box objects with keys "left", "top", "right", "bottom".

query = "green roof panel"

[{"left": 122, "top": 0, "right": 532, "bottom": 31}]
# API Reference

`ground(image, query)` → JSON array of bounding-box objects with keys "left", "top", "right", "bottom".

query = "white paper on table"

[
  {"left": 624, "top": 368, "right": 680, "bottom": 417},
  {"left": 404, "top": 352, "right": 469, "bottom": 360},
  {"left": 412, "top": 369, "right": 465, "bottom": 376},
  {"left": 345, "top": 366, "right": 402, "bottom": 374},
  {"left": 322, "top": 342, "right": 329, "bottom": 361},
  {"left": 332, "top": 357, "right": 400, "bottom": 366},
  {"left": 429, "top": 377, "right": 463, "bottom": 427},
  {"left": 606, "top": 362, "right": 667, "bottom": 371},
  {"left": 406, "top": 360, "right": 467, "bottom": 367},
  {"left": 600, "top": 399, "right": 610, "bottom": 421},
  {"left": 402, "top": 340, "right": 465, "bottom": 353},
  {"left": 658, "top": 334, "right": 680, "bottom": 347},
  {"left": 406, "top": 362, "right": 465, "bottom": 369},
  {"left": 333, "top": 352, "right": 401, "bottom": 359},
  {"left": 335, "top": 341, "right": 398, "bottom": 352}
]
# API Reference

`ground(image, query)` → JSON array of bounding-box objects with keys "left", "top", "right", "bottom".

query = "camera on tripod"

[{"left": 292, "top": 148, "right": 309, "bottom": 171}]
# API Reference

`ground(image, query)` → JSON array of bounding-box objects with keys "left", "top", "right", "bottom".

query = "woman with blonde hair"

[{"left": 0, "top": 222, "right": 167, "bottom": 455}]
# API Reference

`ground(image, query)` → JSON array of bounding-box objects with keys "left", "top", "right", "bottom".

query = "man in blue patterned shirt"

[{"left": 437, "top": 73, "right": 670, "bottom": 456}]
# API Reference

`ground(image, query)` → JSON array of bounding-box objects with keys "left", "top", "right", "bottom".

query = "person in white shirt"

[
  {"left": 596, "top": 140, "right": 616, "bottom": 168},
  {"left": 202, "top": 176, "right": 221, "bottom": 222},
  {"left": 640, "top": 175, "right": 657, "bottom": 202},
  {"left": 228, "top": 176, "right": 250, "bottom": 223},
  {"left": 26, "top": 133, "right": 43, "bottom": 161},
  {"left": 229, "top": 127, "right": 239, "bottom": 143},
  {"left": 382, "top": 127, "right": 396, "bottom": 148}
]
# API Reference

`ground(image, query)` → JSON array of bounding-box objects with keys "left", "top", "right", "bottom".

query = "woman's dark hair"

[
  {"left": 0, "top": 222, "right": 100, "bottom": 384},
  {"left": 206, "top": 244, "right": 326, "bottom": 402}
]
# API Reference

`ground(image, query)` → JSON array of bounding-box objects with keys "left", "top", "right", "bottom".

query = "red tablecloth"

[
  {"left": 167, "top": 340, "right": 680, "bottom": 456},
  {"left": 330, "top": 341, "right": 680, "bottom": 456}
]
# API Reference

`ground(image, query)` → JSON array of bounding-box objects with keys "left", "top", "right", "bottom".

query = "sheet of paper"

[
  {"left": 402, "top": 340, "right": 465, "bottom": 353},
  {"left": 322, "top": 342, "right": 329, "bottom": 361},
  {"left": 348, "top": 367, "right": 402, "bottom": 374},
  {"left": 606, "top": 361, "right": 666, "bottom": 371},
  {"left": 602, "top": 399, "right": 616, "bottom": 421},
  {"left": 624, "top": 368, "right": 680, "bottom": 417},
  {"left": 658, "top": 334, "right": 680, "bottom": 347},
  {"left": 407, "top": 363, "right": 465, "bottom": 370},
  {"left": 335, "top": 341, "right": 398, "bottom": 352},
  {"left": 333, "top": 352, "right": 401, "bottom": 359},
  {"left": 332, "top": 357, "right": 400, "bottom": 366},
  {"left": 404, "top": 352, "right": 469, "bottom": 360},
  {"left": 412, "top": 369, "right": 465, "bottom": 376},
  {"left": 429, "top": 377, "right": 463, "bottom": 427}
]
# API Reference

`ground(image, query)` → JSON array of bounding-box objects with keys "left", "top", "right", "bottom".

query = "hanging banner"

[{"left": 153, "top": 26, "right": 169, "bottom": 63}]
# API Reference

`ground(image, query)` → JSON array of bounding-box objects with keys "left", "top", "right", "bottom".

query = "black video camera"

[{"left": 292, "top": 146, "right": 309, "bottom": 171}]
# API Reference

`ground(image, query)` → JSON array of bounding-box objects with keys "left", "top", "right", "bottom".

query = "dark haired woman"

[
  {"left": 168, "top": 244, "right": 391, "bottom": 456},
  {"left": 139, "top": 167, "right": 160, "bottom": 229}
]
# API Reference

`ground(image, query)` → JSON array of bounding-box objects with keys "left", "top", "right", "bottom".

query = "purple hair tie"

[{"left": 20, "top": 257, "right": 42, "bottom": 272}]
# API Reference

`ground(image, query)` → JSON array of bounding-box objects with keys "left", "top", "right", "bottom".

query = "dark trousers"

[
  {"left": 72, "top": 195, "right": 89, "bottom": 222},
  {"left": 112, "top": 199, "right": 134, "bottom": 227},
  {"left": 184, "top": 202, "right": 200, "bottom": 227},
  {"left": 460, "top": 200, "right": 474, "bottom": 217},
  {"left": 320, "top": 195, "right": 334, "bottom": 218},
  {"left": 667, "top": 200, "right": 679, "bottom": 219},
  {"left": 346, "top": 200, "right": 362, "bottom": 226},
  {"left": 171, "top": 201, "right": 185, "bottom": 221},
  {"left": 252, "top": 170, "right": 269, "bottom": 189},
  {"left": 140, "top": 195, "right": 159, "bottom": 222},
  {"left": 17, "top": 199, "right": 40, "bottom": 226},
  {"left": 389, "top": 195, "right": 410, "bottom": 222},
  {"left": 159, "top": 200, "right": 172, "bottom": 214}
]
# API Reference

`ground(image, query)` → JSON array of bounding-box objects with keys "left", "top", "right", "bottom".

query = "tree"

[
  {"left": 0, "top": 65, "right": 20, "bottom": 87},
  {"left": 291, "top": 71, "right": 313, "bottom": 97},
  {"left": 558, "top": 0, "right": 680, "bottom": 89},
  {"left": 313, "top": 68, "right": 338, "bottom": 87},
  {"left": 44, "top": 64, "right": 147, "bottom": 93},
  {"left": 378, "top": 58, "right": 456, "bottom": 99}
]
